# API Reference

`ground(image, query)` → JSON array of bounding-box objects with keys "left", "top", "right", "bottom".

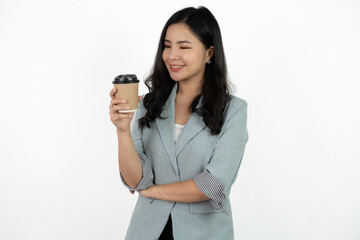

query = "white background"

[{"left": 1, "top": 0, "right": 359, "bottom": 239}]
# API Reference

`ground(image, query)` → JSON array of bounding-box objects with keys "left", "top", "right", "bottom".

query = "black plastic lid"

[{"left": 113, "top": 74, "right": 139, "bottom": 84}]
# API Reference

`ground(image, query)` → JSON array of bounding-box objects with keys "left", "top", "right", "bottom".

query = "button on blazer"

[{"left": 123, "top": 84, "right": 248, "bottom": 240}]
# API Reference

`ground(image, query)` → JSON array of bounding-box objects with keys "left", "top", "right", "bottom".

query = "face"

[{"left": 162, "top": 23, "right": 213, "bottom": 84}]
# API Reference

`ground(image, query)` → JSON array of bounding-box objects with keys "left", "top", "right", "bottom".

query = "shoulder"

[
  {"left": 217, "top": 95, "right": 248, "bottom": 142},
  {"left": 223, "top": 95, "right": 248, "bottom": 121},
  {"left": 228, "top": 95, "right": 247, "bottom": 108}
]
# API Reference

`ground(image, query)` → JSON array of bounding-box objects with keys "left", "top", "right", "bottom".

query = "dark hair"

[{"left": 139, "top": 6, "right": 230, "bottom": 135}]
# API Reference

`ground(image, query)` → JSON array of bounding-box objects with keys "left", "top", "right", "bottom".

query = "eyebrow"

[{"left": 164, "top": 39, "right": 192, "bottom": 44}]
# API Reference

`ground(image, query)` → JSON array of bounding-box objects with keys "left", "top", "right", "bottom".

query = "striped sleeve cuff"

[
  {"left": 193, "top": 169, "right": 227, "bottom": 213},
  {"left": 120, "top": 152, "right": 154, "bottom": 191}
]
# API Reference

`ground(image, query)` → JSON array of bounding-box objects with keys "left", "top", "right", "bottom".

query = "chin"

[{"left": 169, "top": 74, "right": 184, "bottom": 82}]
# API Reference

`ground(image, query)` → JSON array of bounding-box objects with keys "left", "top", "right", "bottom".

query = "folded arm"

[
  {"left": 138, "top": 179, "right": 210, "bottom": 202},
  {"left": 138, "top": 99, "right": 248, "bottom": 214}
]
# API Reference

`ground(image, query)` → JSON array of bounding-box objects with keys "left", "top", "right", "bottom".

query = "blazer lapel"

[
  {"left": 175, "top": 98, "right": 206, "bottom": 157},
  {"left": 155, "top": 84, "right": 207, "bottom": 172},
  {"left": 155, "top": 84, "right": 178, "bottom": 174}
]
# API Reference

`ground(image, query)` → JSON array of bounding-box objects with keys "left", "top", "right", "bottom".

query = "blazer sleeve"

[
  {"left": 119, "top": 97, "right": 154, "bottom": 191},
  {"left": 193, "top": 99, "right": 248, "bottom": 212}
]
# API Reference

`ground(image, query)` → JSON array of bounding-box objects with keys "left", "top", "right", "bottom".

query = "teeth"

[{"left": 172, "top": 66, "right": 182, "bottom": 68}]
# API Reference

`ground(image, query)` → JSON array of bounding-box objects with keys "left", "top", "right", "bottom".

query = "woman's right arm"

[{"left": 109, "top": 88, "right": 142, "bottom": 189}]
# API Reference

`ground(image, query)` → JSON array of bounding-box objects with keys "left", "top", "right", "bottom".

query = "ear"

[{"left": 206, "top": 46, "right": 214, "bottom": 62}]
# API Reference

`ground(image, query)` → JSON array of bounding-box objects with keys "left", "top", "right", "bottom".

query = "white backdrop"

[{"left": 1, "top": 0, "right": 359, "bottom": 239}]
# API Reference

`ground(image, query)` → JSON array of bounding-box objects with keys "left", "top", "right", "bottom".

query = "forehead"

[{"left": 164, "top": 23, "right": 201, "bottom": 43}]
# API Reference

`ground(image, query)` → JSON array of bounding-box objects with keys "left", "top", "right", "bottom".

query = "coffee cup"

[{"left": 113, "top": 74, "right": 139, "bottom": 113}]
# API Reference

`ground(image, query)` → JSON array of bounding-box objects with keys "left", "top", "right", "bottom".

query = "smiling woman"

[
  {"left": 109, "top": 6, "right": 248, "bottom": 240},
  {"left": 162, "top": 23, "right": 214, "bottom": 84}
]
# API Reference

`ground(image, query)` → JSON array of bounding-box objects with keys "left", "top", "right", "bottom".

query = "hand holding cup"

[
  {"left": 109, "top": 88, "right": 142, "bottom": 131},
  {"left": 109, "top": 74, "right": 141, "bottom": 132}
]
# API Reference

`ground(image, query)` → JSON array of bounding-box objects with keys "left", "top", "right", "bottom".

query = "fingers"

[
  {"left": 110, "top": 98, "right": 127, "bottom": 105},
  {"left": 109, "top": 88, "right": 117, "bottom": 100},
  {"left": 112, "top": 106, "right": 131, "bottom": 114},
  {"left": 109, "top": 90, "right": 139, "bottom": 118},
  {"left": 109, "top": 99, "right": 131, "bottom": 112},
  {"left": 109, "top": 97, "right": 135, "bottom": 120},
  {"left": 109, "top": 108, "right": 135, "bottom": 118},
  {"left": 109, "top": 106, "right": 133, "bottom": 115}
]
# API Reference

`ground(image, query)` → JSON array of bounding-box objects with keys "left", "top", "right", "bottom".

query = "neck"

[{"left": 177, "top": 80, "right": 203, "bottom": 100}]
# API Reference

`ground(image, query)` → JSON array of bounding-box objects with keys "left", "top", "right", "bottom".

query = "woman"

[{"left": 109, "top": 6, "right": 248, "bottom": 240}]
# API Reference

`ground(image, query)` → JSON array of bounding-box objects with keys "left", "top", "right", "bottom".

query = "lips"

[{"left": 169, "top": 65, "right": 185, "bottom": 72}]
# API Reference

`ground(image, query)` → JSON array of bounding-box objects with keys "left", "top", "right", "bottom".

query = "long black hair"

[{"left": 139, "top": 6, "right": 230, "bottom": 135}]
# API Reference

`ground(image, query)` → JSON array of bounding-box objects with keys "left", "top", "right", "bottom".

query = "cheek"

[
  {"left": 181, "top": 53, "right": 193, "bottom": 63},
  {"left": 187, "top": 53, "right": 203, "bottom": 67},
  {"left": 188, "top": 51, "right": 205, "bottom": 63},
  {"left": 162, "top": 50, "right": 168, "bottom": 62}
]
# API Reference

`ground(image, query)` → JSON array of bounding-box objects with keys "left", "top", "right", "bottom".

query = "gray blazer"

[{"left": 124, "top": 84, "right": 248, "bottom": 240}]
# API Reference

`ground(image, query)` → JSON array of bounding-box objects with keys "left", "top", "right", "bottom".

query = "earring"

[{"left": 207, "top": 60, "right": 211, "bottom": 64}]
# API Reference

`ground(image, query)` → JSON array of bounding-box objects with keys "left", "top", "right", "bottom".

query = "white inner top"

[{"left": 174, "top": 123, "right": 185, "bottom": 143}]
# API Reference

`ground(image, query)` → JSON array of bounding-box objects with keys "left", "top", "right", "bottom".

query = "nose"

[{"left": 168, "top": 48, "right": 180, "bottom": 61}]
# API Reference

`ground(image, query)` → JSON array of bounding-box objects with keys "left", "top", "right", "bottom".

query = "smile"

[{"left": 170, "top": 65, "right": 185, "bottom": 72}]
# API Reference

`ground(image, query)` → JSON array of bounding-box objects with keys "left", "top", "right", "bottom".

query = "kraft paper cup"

[{"left": 113, "top": 74, "right": 139, "bottom": 113}]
